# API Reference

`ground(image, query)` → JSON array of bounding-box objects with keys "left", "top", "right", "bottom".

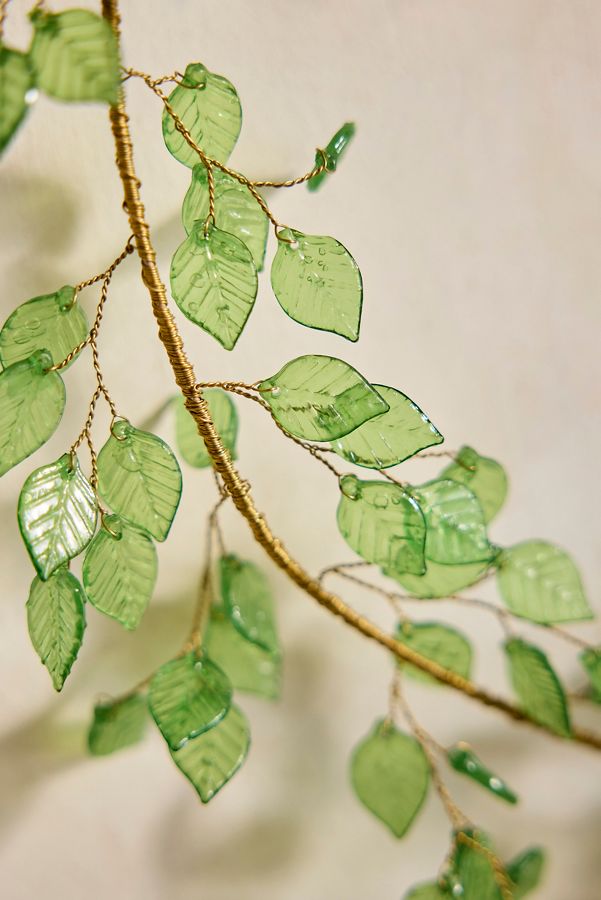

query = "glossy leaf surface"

[
  {"left": 506, "top": 847, "right": 546, "bottom": 898},
  {"left": 451, "top": 834, "right": 502, "bottom": 900},
  {"left": 205, "top": 609, "right": 281, "bottom": 699},
  {"left": 0, "top": 285, "right": 88, "bottom": 369},
  {"left": 174, "top": 389, "right": 237, "bottom": 469},
  {"left": 395, "top": 621, "right": 472, "bottom": 684},
  {"left": 307, "top": 121, "right": 356, "bottom": 192},
  {"left": 219, "top": 554, "right": 278, "bottom": 654},
  {"left": 0, "top": 46, "right": 33, "bottom": 155},
  {"left": 580, "top": 648, "right": 601, "bottom": 700},
  {"left": 27, "top": 567, "right": 85, "bottom": 691},
  {"left": 447, "top": 744, "right": 517, "bottom": 804},
  {"left": 504, "top": 638, "right": 571, "bottom": 737},
  {"left": 415, "top": 479, "right": 493, "bottom": 565},
  {"left": 439, "top": 446, "right": 508, "bottom": 524},
  {"left": 385, "top": 558, "right": 490, "bottom": 599},
  {"left": 88, "top": 694, "right": 147, "bottom": 756}
]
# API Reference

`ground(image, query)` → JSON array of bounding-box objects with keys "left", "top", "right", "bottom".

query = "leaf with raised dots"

[
  {"left": 0, "top": 285, "right": 88, "bottom": 369},
  {"left": 439, "top": 446, "right": 508, "bottom": 523},
  {"left": 0, "top": 46, "right": 34, "bottom": 155},
  {"left": 504, "top": 638, "right": 571, "bottom": 737},
  {"left": 204, "top": 608, "right": 281, "bottom": 700},
  {"left": 414, "top": 479, "right": 493, "bottom": 566},
  {"left": 219, "top": 554, "right": 278, "bottom": 654},
  {"left": 174, "top": 389, "right": 237, "bottom": 469},
  {"left": 27, "top": 567, "right": 86, "bottom": 691},
  {"left": 88, "top": 694, "right": 148, "bottom": 756},
  {"left": 395, "top": 621, "right": 472, "bottom": 684},
  {"left": 384, "top": 558, "right": 492, "bottom": 599},
  {"left": 446, "top": 745, "right": 518, "bottom": 804}
]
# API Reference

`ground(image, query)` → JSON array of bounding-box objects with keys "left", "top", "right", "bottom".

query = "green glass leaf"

[
  {"left": 0, "top": 350, "right": 65, "bottom": 477},
  {"left": 182, "top": 165, "right": 268, "bottom": 271},
  {"left": 504, "top": 638, "right": 571, "bottom": 737},
  {"left": 18, "top": 453, "right": 97, "bottom": 580},
  {"left": 170, "top": 223, "right": 258, "bottom": 350},
  {"left": 451, "top": 833, "right": 502, "bottom": 900},
  {"left": 170, "top": 703, "right": 250, "bottom": 803},
  {"left": 174, "top": 389, "right": 237, "bottom": 469},
  {"left": 404, "top": 884, "right": 450, "bottom": 900},
  {"left": 580, "top": 648, "right": 601, "bottom": 700},
  {"left": 0, "top": 46, "right": 34, "bottom": 155},
  {"left": 162, "top": 62, "right": 241, "bottom": 167},
  {"left": 219, "top": 554, "right": 278, "bottom": 654},
  {"left": 446, "top": 744, "right": 517, "bottom": 804},
  {"left": 414, "top": 479, "right": 493, "bottom": 566},
  {"left": 88, "top": 694, "right": 147, "bottom": 756},
  {"left": 307, "top": 122, "right": 356, "bottom": 192},
  {"left": 331, "top": 384, "right": 442, "bottom": 469},
  {"left": 496, "top": 541, "right": 592, "bottom": 624},
  {"left": 82, "top": 515, "right": 157, "bottom": 630},
  {"left": 439, "top": 446, "right": 508, "bottom": 524},
  {"left": 506, "top": 847, "right": 546, "bottom": 899},
  {"left": 337, "top": 476, "right": 426, "bottom": 575},
  {"left": 0, "top": 285, "right": 88, "bottom": 368},
  {"left": 259, "top": 355, "right": 389, "bottom": 442},
  {"left": 271, "top": 230, "right": 362, "bottom": 341},
  {"left": 384, "top": 559, "right": 491, "bottom": 599},
  {"left": 350, "top": 719, "right": 430, "bottom": 838},
  {"left": 395, "top": 621, "right": 472, "bottom": 684},
  {"left": 97, "top": 420, "right": 182, "bottom": 542},
  {"left": 204, "top": 608, "right": 281, "bottom": 699},
  {"left": 26, "top": 567, "right": 86, "bottom": 691},
  {"left": 149, "top": 651, "right": 232, "bottom": 751},
  {"left": 29, "top": 9, "right": 120, "bottom": 104}
]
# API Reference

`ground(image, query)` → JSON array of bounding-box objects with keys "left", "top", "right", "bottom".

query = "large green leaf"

[
  {"left": 0, "top": 285, "right": 88, "bottom": 369},
  {"left": 0, "top": 46, "right": 34, "bottom": 155},
  {"left": 26, "top": 567, "right": 86, "bottom": 691},
  {"left": 219, "top": 554, "right": 278, "bottom": 654},
  {"left": 149, "top": 652, "right": 232, "bottom": 751},
  {"left": 307, "top": 122, "right": 356, "bottom": 192},
  {"left": 337, "top": 476, "right": 426, "bottom": 575},
  {"left": 414, "top": 479, "right": 493, "bottom": 566},
  {"left": 258, "top": 355, "right": 389, "bottom": 442},
  {"left": 580, "top": 648, "right": 601, "bottom": 700},
  {"left": 385, "top": 558, "right": 491, "bottom": 599},
  {"left": 88, "top": 694, "right": 148, "bottom": 756},
  {"left": 18, "top": 453, "right": 97, "bottom": 580},
  {"left": 446, "top": 744, "right": 517, "bottom": 804},
  {"left": 331, "top": 384, "right": 442, "bottom": 469},
  {"left": 174, "top": 389, "right": 237, "bottom": 469},
  {"left": 204, "top": 608, "right": 281, "bottom": 700},
  {"left": 506, "top": 847, "right": 546, "bottom": 898},
  {"left": 439, "top": 446, "right": 508, "bottom": 523},
  {"left": 451, "top": 834, "right": 502, "bottom": 900},
  {"left": 162, "top": 62, "right": 241, "bottom": 167},
  {"left": 271, "top": 229, "right": 362, "bottom": 341},
  {"left": 395, "top": 621, "right": 472, "bottom": 684},
  {"left": 170, "top": 223, "right": 258, "bottom": 350},
  {"left": 29, "top": 9, "right": 120, "bottom": 104},
  {"left": 97, "top": 420, "right": 182, "bottom": 542},
  {"left": 350, "top": 719, "right": 430, "bottom": 838},
  {"left": 496, "top": 541, "right": 592, "bottom": 624},
  {"left": 0, "top": 350, "right": 65, "bottom": 477},
  {"left": 504, "top": 638, "right": 571, "bottom": 737},
  {"left": 170, "top": 703, "right": 250, "bottom": 803}
]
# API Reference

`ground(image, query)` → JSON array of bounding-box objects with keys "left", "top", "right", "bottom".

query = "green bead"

[
  {"left": 88, "top": 694, "right": 148, "bottom": 756},
  {"left": 414, "top": 479, "right": 493, "bottom": 566},
  {"left": 18, "top": 453, "right": 97, "bottom": 580},
  {"left": 271, "top": 230, "right": 362, "bottom": 341},
  {"left": 0, "top": 285, "right": 88, "bottom": 368},
  {"left": 307, "top": 122, "right": 356, "bottom": 192},
  {"left": 204, "top": 608, "right": 281, "bottom": 700},
  {"left": 26, "top": 567, "right": 86, "bottom": 691},
  {"left": 170, "top": 223, "right": 258, "bottom": 350},
  {"left": 395, "top": 621, "right": 472, "bottom": 684},
  {"left": 384, "top": 558, "right": 491, "bottom": 599},
  {"left": 504, "top": 638, "right": 571, "bottom": 737},
  {"left": 439, "top": 446, "right": 508, "bottom": 523},
  {"left": 447, "top": 744, "right": 518, "bottom": 804},
  {"left": 0, "top": 46, "right": 34, "bottom": 156},
  {"left": 0, "top": 350, "right": 65, "bottom": 477},
  {"left": 219, "top": 554, "right": 279, "bottom": 654},
  {"left": 174, "top": 390, "right": 238, "bottom": 469},
  {"left": 97, "top": 420, "right": 182, "bottom": 542},
  {"left": 162, "top": 62, "right": 241, "bottom": 167}
]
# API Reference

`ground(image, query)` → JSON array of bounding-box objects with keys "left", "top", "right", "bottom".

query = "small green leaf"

[
  {"left": 580, "top": 648, "right": 601, "bottom": 700},
  {"left": 170, "top": 223, "right": 258, "bottom": 350},
  {"left": 182, "top": 165, "right": 268, "bottom": 271},
  {"left": 162, "top": 62, "right": 241, "bottom": 167},
  {"left": 439, "top": 446, "right": 508, "bottom": 524},
  {"left": 204, "top": 608, "right": 281, "bottom": 700},
  {"left": 219, "top": 554, "right": 278, "bottom": 654},
  {"left": 0, "top": 350, "right": 65, "bottom": 477},
  {"left": 18, "top": 453, "right": 97, "bottom": 580},
  {"left": 384, "top": 559, "right": 491, "bottom": 599},
  {"left": 88, "top": 694, "right": 148, "bottom": 756},
  {"left": 307, "top": 122, "right": 356, "bottom": 192},
  {"left": 404, "top": 884, "right": 450, "bottom": 900},
  {"left": 506, "top": 847, "right": 546, "bottom": 898},
  {"left": 0, "top": 286, "right": 88, "bottom": 369},
  {"left": 271, "top": 230, "right": 362, "bottom": 341},
  {"left": 414, "top": 479, "right": 493, "bottom": 566},
  {"left": 395, "top": 622, "right": 472, "bottom": 684},
  {"left": 331, "top": 384, "right": 442, "bottom": 469},
  {"left": 451, "top": 833, "right": 502, "bottom": 900},
  {"left": 350, "top": 719, "right": 430, "bottom": 838},
  {"left": 149, "top": 652, "right": 232, "bottom": 751},
  {"left": 0, "top": 46, "right": 34, "bottom": 155},
  {"left": 446, "top": 744, "right": 518, "bottom": 804},
  {"left": 170, "top": 703, "right": 250, "bottom": 803},
  {"left": 97, "top": 420, "right": 182, "bottom": 542},
  {"left": 497, "top": 541, "right": 592, "bottom": 624},
  {"left": 504, "top": 638, "right": 571, "bottom": 737},
  {"left": 27, "top": 567, "right": 86, "bottom": 691},
  {"left": 82, "top": 515, "right": 157, "bottom": 630},
  {"left": 29, "top": 9, "right": 120, "bottom": 104},
  {"left": 259, "top": 354, "right": 389, "bottom": 442},
  {"left": 174, "top": 389, "right": 237, "bottom": 469},
  {"left": 337, "top": 476, "right": 426, "bottom": 575}
]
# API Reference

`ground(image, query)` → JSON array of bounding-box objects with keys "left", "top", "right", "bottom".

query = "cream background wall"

[{"left": 1, "top": 1, "right": 600, "bottom": 898}]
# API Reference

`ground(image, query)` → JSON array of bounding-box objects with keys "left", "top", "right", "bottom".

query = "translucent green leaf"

[
  {"left": 331, "top": 384, "right": 442, "bottom": 469},
  {"left": 451, "top": 833, "right": 502, "bottom": 900},
  {"left": 88, "top": 694, "right": 148, "bottom": 756},
  {"left": 271, "top": 230, "right": 362, "bottom": 341},
  {"left": 26, "top": 567, "right": 85, "bottom": 691},
  {"left": 162, "top": 62, "right": 241, "bottom": 167},
  {"left": 404, "top": 884, "right": 450, "bottom": 900},
  {"left": 182, "top": 165, "right": 268, "bottom": 270},
  {"left": 579, "top": 648, "right": 601, "bottom": 700},
  {"left": 384, "top": 559, "right": 491, "bottom": 599},
  {"left": 170, "top": 703, "right": 250, "bottom": 803},
  {"left": 0, "top": 350, "right": 65, "bottom": 477},
  {"left": 259, "top": 355, "right": 389, "bottom": 442},
  {"left": 174, "top": 389, "right": 237, "bottom": 469},
  {"left": 0, "top": 46, "right": 34, "bottom": 155},
  {"left": 414, "top": 479, "right": 493, "bottom": 566},
  {"left": 506, "top": 847, "right": 546, "bottom": 898},
  {"left": 170, "top": 223, "right": 258, "bottom": 350},
  {"left": 204, "top": 608, "right": 281, "bottom": 700},
  {"left": 447, "top": 744, "right": 517, "bottom": 804},
  {"left": 439, "top": 446, "right": 508, "bottom": 523},
  {"left": 97, "top": 420, "right": 182, "bottom": 542},
  {"left": 504, "top": 638, "right": 571, "bottom": 737},
  {"left": 18, "top": 453, "right": 97, "bottom": 580},
  {"left": 149, "top": 652, "right": 232, "bottom": 751},
  {"left": 497, "top": 541, "right": 592, "bottom": 624},
  {"left": 350, "top": 719, "right": 430, "bottom": 838},
  {"left": 395, "top": 621, "right": 472, "bottom": 684},
  {"left": 337, "top": 476, "right": 426, "bottom": 575},
  {"left": 0, "top": 285, "right": 88, "bottom": 369},
  {"left": 29, "top": 9, "right": 120, "bottom": 104},
  {"left": 219, "top": 554, "right": 278, "bottom": 654},
  {"left": 82, "top": 515, "right": 157, "bottom": 630},
  {"left": 307, "top": 122, "right": 356, "bottom": 192}
]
